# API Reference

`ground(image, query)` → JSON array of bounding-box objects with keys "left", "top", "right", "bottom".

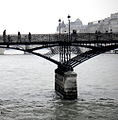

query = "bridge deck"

[
  {"left": 0, "top": 33, "right": 118, "bottom": 69},
  {"left": 0, "top": 33, "right": 118, "bottom": 44}
]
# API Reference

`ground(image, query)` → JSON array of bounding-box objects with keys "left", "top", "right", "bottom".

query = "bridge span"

[{"left": 0, "top": 31, "right": 118, "bottom": 99}]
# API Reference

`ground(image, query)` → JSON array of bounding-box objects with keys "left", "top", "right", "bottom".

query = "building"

[
  {"left": 86, "top": 12, "right": 118, "bottom": 33},
  {"left": 57, "top": 18, "right": 85, "bottom": 33},
  {"left": 57, "top": 12, "right": 118, "bottom": 33},
  {"left": 110, "top": 13, "right": 118, "bottom": 32}
]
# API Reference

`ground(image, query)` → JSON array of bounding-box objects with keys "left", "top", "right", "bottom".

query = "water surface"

[{"left": 0, "top": 54, "right": 118, "bottom": 120}]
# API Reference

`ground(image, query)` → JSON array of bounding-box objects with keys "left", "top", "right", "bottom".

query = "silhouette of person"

[
  {"left": 3, "top": 30, "right": 6, "bottom": 43},
  {"left": 28, "top": 32, "right": 31, "bottom": 43},
  {"left": 18, "top": 31, "right": 21, "bottom": 43},
  {"left": 95, "top": 30, "right": 98, "bottom": 34}
]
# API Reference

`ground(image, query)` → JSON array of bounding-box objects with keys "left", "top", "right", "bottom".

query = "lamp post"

[
  {"left": 58, "top": 19, "right": 61, "bottom": 36},
  {"left": 67, "top": 15, "right": 71, "bottom": 61},
  {"left": 67, "top": 14, "right": 71, "bottom": 41},
  {"left": 58, "top": 19, "right": 62, "bottom": 62}
]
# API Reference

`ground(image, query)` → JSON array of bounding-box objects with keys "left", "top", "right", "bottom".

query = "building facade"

[
  {"left": 57, "top": 18, "right": 85, "bottom": 33},
  {"left": 86, "top": 12, "right": 118, "bottom": 33},
  {"left": 57, "top": 12, "right": 118, "bottom": 33}
]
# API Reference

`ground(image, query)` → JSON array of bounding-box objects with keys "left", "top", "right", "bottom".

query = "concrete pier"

[
  {"left": 0, "top": 48, "right": 5, "bottom": 55},
  {"left": 55, "top": 68, "right": 77, "bottom": 99}
]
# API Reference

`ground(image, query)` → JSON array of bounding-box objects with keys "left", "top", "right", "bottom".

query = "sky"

[{"left": 0, "top": 0, "right": 118, "bottom": 34}]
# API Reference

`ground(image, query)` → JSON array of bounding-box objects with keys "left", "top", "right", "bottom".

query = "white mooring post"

[{"left": 0, "top": 48, "right": 5, "bottom": 55}]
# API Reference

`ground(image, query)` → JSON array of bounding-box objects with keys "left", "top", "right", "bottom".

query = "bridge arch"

[
  {"left": 0, "top": 41, "right": 118, "bottom": 70},
  {"left": 67, "top": 45, "right": 118, "bottom": 68},
  {"left": 0, "top": 46, "right": 60, "bottom": 66}
]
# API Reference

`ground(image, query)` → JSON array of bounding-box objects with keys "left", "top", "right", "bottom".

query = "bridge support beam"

[{"left": 55, "top": 68, "right": 77, "bottom": 100}]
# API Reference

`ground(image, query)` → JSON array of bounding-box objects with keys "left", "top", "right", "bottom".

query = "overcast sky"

[{"left": 0, "top": 0, "right": 118, "bottom": 34}]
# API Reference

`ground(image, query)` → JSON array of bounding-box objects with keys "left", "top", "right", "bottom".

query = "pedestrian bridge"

[{"left": 0, "top": 32, "right": 118, "bottom": 99}]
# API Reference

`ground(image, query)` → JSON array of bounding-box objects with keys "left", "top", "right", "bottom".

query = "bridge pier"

[{"left": 55, "top": 67, "right": 77, "bottom": 100}]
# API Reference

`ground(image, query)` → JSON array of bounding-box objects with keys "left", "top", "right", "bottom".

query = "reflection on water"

[{"left": 0, "top": 54, "right": 118, "bottom": 120}]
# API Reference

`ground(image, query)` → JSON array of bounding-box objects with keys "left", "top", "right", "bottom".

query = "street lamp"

[
  {"left": 58, "top": 19, "right": 62, "bottom": 62},
  {"left": 67, "top": 14, "right": 71, "bottom": 40},
  {"left": 58, "top": 19, "right": 61, "bottom": 36},
  {"left": 67, "top": 15, "right": 71, "bottom": 61}
]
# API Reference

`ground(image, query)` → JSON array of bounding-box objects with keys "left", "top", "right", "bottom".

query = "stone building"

[
  {"left": 57, "top": 18, "right": 85, "bottom": 33},
  {"left": 110, "top": 13, "right": 118, "bottom": 32},
  {"left": 86, "top": 12, "right": 118, "bottom": 33},
  {"left": 57, "top": 12, "right": 118, "bottom": 33}
]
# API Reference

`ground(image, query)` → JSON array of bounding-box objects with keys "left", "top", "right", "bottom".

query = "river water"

[{"left": 0, "top": 53, "right": 118, "bottom": 120}]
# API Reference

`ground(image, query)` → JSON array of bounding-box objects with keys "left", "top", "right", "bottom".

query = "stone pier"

[
  {"left": 55, "top": 67, "right": 77, "bottom": 99},
  {"left": 0, "top": 48, "right": 5, "bottom": 55}
]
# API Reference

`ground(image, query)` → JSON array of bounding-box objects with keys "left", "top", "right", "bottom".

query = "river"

[{"left": 0, "top": 53, "right": 118, "bottom": 120}]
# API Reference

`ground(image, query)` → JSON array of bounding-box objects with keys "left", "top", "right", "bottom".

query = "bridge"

[{"left": 0, "top": 30, "right": 118, "bottom": 99}]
